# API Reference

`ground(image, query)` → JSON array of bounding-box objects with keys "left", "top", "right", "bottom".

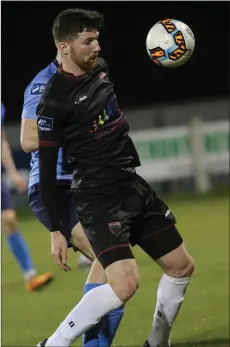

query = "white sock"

[
  {"left": 24, "top": 269, "right": 37, "bottom": 282},
  {"left": 148, "top": 274, "right": 190, "bottom": 347},
  {"left": 46, "top": 283, "right": 123, "bottom": 346}
]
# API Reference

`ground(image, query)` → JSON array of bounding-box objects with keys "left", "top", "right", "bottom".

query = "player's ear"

[{"left": 57, "top": 42, "right": 70, "bottom": 55}]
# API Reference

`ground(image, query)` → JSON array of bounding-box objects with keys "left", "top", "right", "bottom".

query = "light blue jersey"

[
  {"left": 22, "top": 61, "right": 72, "bottom": 188},
  {"left": 1, "top": 103, "right": 6, "bottom": 171},
  {"left": 1, "top": 102, "right": 6, "bottom": 123}
]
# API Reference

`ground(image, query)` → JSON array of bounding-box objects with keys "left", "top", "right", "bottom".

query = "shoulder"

[
  {"left": 37, "top": 72, "right": 68, "bottom": 118},
  {"left": 24, "top": 63, "right": 57, "bottom": 100},
  {"left": 41, "top": 70, "right": 68, "bottom": 104}
]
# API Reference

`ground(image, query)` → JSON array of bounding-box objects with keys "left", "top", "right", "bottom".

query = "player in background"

[
  {"left": 78, "top": 252, "right": 92, "bottom": 268},
  {"left": 20, "top": 57, "right": 124, "bottom": 347},
  {"left": 20, "top": 58, "right": 90, "bottom": 269},
  {"left": 1, "top": 103, "right": 53, "bottom": 291},
  {"left": 21, "top": 57, "right": 94, "bottom": 265}
]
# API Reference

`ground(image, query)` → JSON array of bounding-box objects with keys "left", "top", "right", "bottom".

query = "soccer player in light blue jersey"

[
  {"left": 20, "top": 56, "right": 124, "bottom": 347},
  {"left": 1, "top": 103, "right": 53, "bottom": 291}
]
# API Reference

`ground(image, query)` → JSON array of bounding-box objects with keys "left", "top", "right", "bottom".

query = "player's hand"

[
  {"left": 11, "top": 173, "right": 26, "bottom": 193},
  {"left": 51, "top": 231, "right": 71, "bottom": 271}
]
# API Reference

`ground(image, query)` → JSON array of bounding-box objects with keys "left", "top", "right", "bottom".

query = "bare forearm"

[
  {"left": 23, "top": 133, "right": 39, "bottom": 152},
  {"left": 1, "top": 131, "right": 18, "bottom": 176},
  {"left": 20, "top": 125, "right": 39, "bottom": 153}
]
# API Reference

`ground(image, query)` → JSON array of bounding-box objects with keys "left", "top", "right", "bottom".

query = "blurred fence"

[
  {"left": 3, "top": 96, "right": 229, "bottom": 205},
  {"left": 132, "top": 117, "right": 229, "bottom": 193}
]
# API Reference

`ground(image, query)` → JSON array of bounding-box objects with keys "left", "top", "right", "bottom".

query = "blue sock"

[
  {"left": 82, "top": 283, "right": 124, "bottom": 347},
  {"left": 6, "top": 231, "right": 35, "bottom": 276},
  {"left": 98, "top": 305, "right": 124, "bottom": 347}
]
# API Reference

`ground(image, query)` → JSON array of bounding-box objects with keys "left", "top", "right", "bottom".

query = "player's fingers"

[
  {"left": 63, "top": 264, "right": 71, "bottom": 271},
  {"left": 59, "top": 261, "right": 71, "bottom": 271},
  {"left": 61, "top": 248, "right": 71, "bottom": 271},
  {"left": 61, "top": 245, "right": 68, "bottom": 264},
  {"left": 60, "top": 263, "right": 70, "bottom": 271},
  {"left": 54, "top": 254, "right": 68, "bottom": 271},
  {"left": 51, "top": 251, "right": 63, "bottom": 267}
]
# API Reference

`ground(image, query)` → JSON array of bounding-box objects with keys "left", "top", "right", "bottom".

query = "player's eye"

[
  {"left": 85, "top": 39, "right": 95, "bottom": 45},
  {"left": 84, "top": 37, "right": 99, "bottom": 45}
]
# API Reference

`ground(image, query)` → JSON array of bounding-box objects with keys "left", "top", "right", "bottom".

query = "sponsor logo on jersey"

[
  {"left": 31, "top": 83, "right": 46, "bottom": 95},
  {"left": 75, "top": 95, "right": 88, "bottom": 104},
  {"left": 37, "top": 116, "right": 53, "bottom": 131}
]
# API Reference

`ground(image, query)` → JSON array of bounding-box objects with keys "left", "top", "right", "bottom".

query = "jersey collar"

[{"left": 53, "top": 59, "right": 59, "bottom": 68}]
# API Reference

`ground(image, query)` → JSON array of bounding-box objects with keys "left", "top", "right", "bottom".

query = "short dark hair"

[{"left": 52, "top": 8, "right": 104, "bottom": 43}]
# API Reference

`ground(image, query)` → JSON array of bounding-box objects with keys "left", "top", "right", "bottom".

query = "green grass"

[{"left": 2, "top": 195, "right": 229, "bottom": 347}]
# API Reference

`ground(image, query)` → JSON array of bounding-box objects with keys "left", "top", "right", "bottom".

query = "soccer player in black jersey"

[{"left": 37, "top": 9, "right": 195, "bottom": 347}]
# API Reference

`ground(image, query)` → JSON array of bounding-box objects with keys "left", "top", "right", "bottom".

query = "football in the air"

[{"left": 146, "top": 19, "right": 195, "bottom": 68}]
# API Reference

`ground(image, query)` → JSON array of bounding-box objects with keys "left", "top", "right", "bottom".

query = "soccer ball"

[{"left": 146, "top": 19, "right": 195, "bottom": 68}]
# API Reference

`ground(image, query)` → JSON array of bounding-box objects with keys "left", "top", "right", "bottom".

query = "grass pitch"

[{"left": 1, "top": 194, "right": 229, "bottom": 347}]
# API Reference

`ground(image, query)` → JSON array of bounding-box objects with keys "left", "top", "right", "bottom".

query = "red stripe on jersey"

[
  {"left": 39, "top": 140, "right": 58, "bottom": 147},
  {"left": 97, "top": 244, "right": 129, "bottom": 259}
]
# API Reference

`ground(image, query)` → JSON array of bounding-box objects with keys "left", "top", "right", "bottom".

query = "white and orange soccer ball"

[{"left": 146, "top": 19, "right": 195, "bottom": 68}]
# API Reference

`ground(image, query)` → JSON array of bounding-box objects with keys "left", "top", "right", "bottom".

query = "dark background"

[{"left": 1, "top": 1, "right": 229, "bottom": 122}]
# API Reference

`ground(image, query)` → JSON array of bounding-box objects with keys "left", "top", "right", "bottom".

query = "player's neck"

[{"left": 61, "top": 60, "right": 85, "bottom": 77}]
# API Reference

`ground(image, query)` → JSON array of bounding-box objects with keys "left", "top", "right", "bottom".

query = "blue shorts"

[
  {"left": 1, "top": 180, "right": 13, "bottom": 211},
  {"left": 28, "top": 182, "right": 79, "bottom": 249}
]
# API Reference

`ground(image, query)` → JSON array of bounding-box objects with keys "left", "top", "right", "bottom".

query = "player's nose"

[{"left": 93, "top": 41, "right": 101, "bottom": 53}]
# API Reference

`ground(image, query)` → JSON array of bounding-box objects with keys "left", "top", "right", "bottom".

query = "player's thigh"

[
  {"left": 1, "top": 180, "right": 13, "bottom": 210},
  {"left": 28, "top": 184, "right": 77, "bottom": 248},
  {"left": 70, "top": 222, "right": 95, "bottom": 261},
  {"left": 136, "top": 189, "right": 194, "bottom": 276},
  {"left": 85, "top": 258, "right": 107, "bottom": 284},
  {"left": 66, "top": 190, "right": 95, "bottom": 260},
  {"left": 1, "top": 209, "right": 18, "bottom": 233},
  {"left": 29, "top": 185, "right": 51, "bottom": 229},
  {"left": 1, "top": 181, "right": 17, "bottom": 232},
  {"left": 135, "top": 189, "right": 183, "bottom": 261},
  {"left": 76, "top": 189, "right": 135, "bottom": 271}
]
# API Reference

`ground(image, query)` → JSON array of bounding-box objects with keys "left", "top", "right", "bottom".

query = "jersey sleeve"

[
  {"left": 22, "top": 81, "right": 47, "bottom": 120},
  {"left": 37, "top": 98, "right": 64, "bottom": 231}
]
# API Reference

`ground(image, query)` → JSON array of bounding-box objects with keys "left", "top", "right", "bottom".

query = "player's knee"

[
  {"left": 165, "top": 252, "right": 195, "bottom": 278},
  {"left": 182, "top": 255, "right": 195, "bottom": 277},
  {"left": 2, "top": 210, "right": 18, "bottom": 234},
  {"left": 158, "top": 243, "right": 195, "bottom": 278},
  {"left": 110, "top": 271, "right": 140, "bottom": 302},
  {"left": 106, "top": 259, "right": 140, "bottom": 302}
]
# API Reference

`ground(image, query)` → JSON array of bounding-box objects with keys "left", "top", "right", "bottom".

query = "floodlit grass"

[{"left": 2, "top": 194, "right": 229, "bottom": 346}]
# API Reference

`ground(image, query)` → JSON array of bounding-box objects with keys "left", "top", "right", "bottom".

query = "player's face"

[{"left": 69, "top": 31, "right": 101, "bottom": 70}]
